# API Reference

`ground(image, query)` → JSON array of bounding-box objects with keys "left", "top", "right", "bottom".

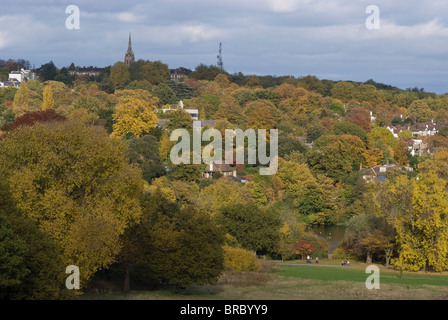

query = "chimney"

[{"left": 210, "top": 162, "right": 214, "bottom": 172}]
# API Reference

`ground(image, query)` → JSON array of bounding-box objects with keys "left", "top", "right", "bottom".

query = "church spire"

[
  {"left": 125, "top": 32, "right": 135, "bottom": 66},
  {"left": 128, "top": 33, "right": 132, "bottom": 52}
]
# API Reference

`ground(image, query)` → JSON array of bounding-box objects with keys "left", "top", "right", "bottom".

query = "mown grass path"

[{"left": 277, "top": 264, "right": 448, "bottom": 287}]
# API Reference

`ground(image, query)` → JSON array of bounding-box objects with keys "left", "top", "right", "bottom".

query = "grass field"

[{"left": 81, "top": 261, "right": 448, "bottom": 300}]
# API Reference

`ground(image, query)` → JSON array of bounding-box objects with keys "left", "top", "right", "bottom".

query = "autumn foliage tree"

[
  {"left": 381, "top": 164, "right": 448, "bottom": 272},
  {"left": 12, "top": 82, "right": 29, "bottom": 117},
  {"left": 112, "top": 89, "right": 159, "bottom": 138},
  {"left": 42, "top": 85, "right": 55, "bottom": 110},
  {"left": 294, "top": 240, "right": 315, "bottom": 259},
  {"left": 0, "top": 120, "right": 144, "bottom": 285}
]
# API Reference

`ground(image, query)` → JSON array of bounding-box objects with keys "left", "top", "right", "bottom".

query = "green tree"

[
  {"left": 167, "top": 80, "right": 195, "bottom": 100},
  {"left": 0, "top": 180, "right": 69, "bottom": 299},
  {"left": 120, "top": 191, "right": 225, "bottom": 290},
  {"left": 169, "top": 164, "right": 201, "bottom": 183},
  {"left": 190, "top": 64, "right": 227, "bottom": 81},
  {"left": 164, "top": 109, "right": 193, "bottom": 131},
  {"left": 128, "top": 134, "right": 166, "bottom": 183},
  {"left": 142, "top": 60, "right": 170, "bottom": 85},
  {"left": 218, "top": 203, "right": 281, "bottom": 254},
  {"left": 0, "top": 215, "right": 28, "bottom": 297},
  {"left": 153, "top": 83, "right": 178, "bottom": 105},
  {"left": 38, "top": 61, "right": 57, "bottom": 81},
  {"left": 330, "top": 121, "right": 367, "bottom": 142},
  {"left": 110, "top": 61, "right": 131, "bottom": 89}
]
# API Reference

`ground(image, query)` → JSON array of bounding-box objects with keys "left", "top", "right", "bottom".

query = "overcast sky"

[{"left": 1, "top": 0, "right": 448, "bottom": 93}]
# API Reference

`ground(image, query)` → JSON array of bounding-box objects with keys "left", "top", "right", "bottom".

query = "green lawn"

[
  {"left": 81, "top": 263, "right": 448, "bottom": 300},
  {"left": 277, "top": 264, "right": 448, "bottom": 287}
]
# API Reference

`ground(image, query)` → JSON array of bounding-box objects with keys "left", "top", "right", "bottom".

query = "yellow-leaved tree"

[
  {"left": 0, "top": 120, "right": 144, "bottom": 286},
  {"left": 13, "top": 82, "right": 29, "bottom": 117},
  {"left": 381, "top": 161, "right": 448, "bottom": 273},
  {"left": 112, "top": 89, "right": 159, "bottom": 138},
  {"left": 42, "top": 85, "right": 55, "bottom": 110}
]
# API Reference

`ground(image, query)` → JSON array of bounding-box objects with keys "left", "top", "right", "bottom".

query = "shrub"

[
  {"left": 223, "top": 245, "right": 262, "bottom": 272},
  {"left": 332, "top": 247, "right": 358, "bottom": 261}
]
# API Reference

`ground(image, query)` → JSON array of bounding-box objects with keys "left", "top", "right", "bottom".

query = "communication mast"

[{"left": 217, "top": 43, "right": 223, "bottom": 71}]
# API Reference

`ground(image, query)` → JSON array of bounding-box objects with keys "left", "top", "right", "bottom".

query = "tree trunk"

[
  {"left": 123, "top": 264, "right": 130, "bottom": 293},
  {"left": 366, "top": 252, "right": 372, "bottom": 264}
]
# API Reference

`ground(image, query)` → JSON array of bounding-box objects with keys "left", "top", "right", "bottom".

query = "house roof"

[{"left": 204, "top": 162, "right": 232, "bottom": 173}]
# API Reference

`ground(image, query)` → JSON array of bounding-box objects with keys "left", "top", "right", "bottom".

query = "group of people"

[
  {"left": 306, "top": 255, "right": 319, "bottom": 264},
  {"left": 341, "top": 260, "right": 350, "bottom": 266}
]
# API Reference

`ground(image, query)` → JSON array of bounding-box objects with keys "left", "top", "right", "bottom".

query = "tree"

[
  {"left": 0, "top": 121, "right": 144, "bottom": 285},
  {"left": 278, "top": 132, "right": 307, "bottom": 158},
  {"left": 190, "top": 64, "right": 227, "bottom": 81},
  {"left": 344, "top": 214, "right": 394, "bottom": 264},
  {"left": 142, "top": 60, "right": 170, "bottom": 85},
  {"left": 169, "top": 164, "right": 201, "bottom": 183},
  {"left": 12, "top": 82, "right": 29, "bottom": 117},
  {"left": 110, "top": 61, "right": 131, "bottom": 89},
  {"left": 153, "top": 83, "right": 178, "bottom": 105},
  {"left": 393, "top": 139, "right": 410, "bottom": 165},
  {"left": 276, "top": 158, "right": 316, "bottom": 197},
  {"left": 128, "top": 134, "right": 166, "bottom": 183},
  {"left": 367, "top": 127, "right": 398, "bottom": 149},
  {"left": 112, "top": 90, "right": 159, "bottom": 138},
  {"left": 331, "top": 81, "right": 355, "bottom": 104},
  {"left": 0, "top": 214, "right": 29, "bottom": 298},
  {"left": 330, "top": 121, "right": 367, "bottom": 142},
  {"left": 125, "top": 80, "right": 153, "bottom": 93},
  {"left": 214, "top": 73, "right": 231, "bottom": 88},
  {"left": 120, "top": 191, "right": 225, "bottom": 290},
  {"left": 218, "top": 203, "right": 281, "bottom": 254},
  {"left": 164, "top": 109, "right": 193, "bottom": 131},
  {"left": 294, "top": 240, "right": 315, "bottom": 260},
  {"left": 307, "top": 134, "right": 369, "bottom": 181},
  {"left": 245, "top": 100, "right": 277, "bottom": 130},
  {"left": 381, "top": 172, "right": 448, "bottom": 272},
  {"left": 167, "top": 80, "right": 195, "bottom": 100},
  {"left": 345, "top": 107, "right": 371, "bottom": 132},
  {"left": 38, "top": 61, "right": 57, "bottom": 81},
  {"left": 42, "top": 85, "right": 55, "bottom": 110},
  {"left": 406, "top": 100, "right": 433, "bottom": 123},
  {"left": 0, "top": 211, "right": 69, "bottom": 299}
]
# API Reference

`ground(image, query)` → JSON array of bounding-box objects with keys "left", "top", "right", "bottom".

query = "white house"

[
  {"left": 8, "top": 71, "right": 25, "bottom": 83},
  {"left": 161, "top": 100, "right": 199, "bottom": 120}
]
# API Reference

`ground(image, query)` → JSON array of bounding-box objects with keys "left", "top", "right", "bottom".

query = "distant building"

[
  {"left": 9, "top": 71, "right": 25, "bottom": 83},
  {"left": 170, "top": 67, "right": 192, "bottom": 81},
  {"left": 124, "top": 33, "right": 135, "bottom": 66},
  {"left": 387, "top": 122, "right": 448, "bottom": 138},
  {"left": 5, "top": 69, "right": 35, "bottom": 84},
  {"left": 203, "top": 161, "right": 251, "bottom": 183},
  {"left": 68, "top": 66, "right": 104, "bottom": 77},
  {"left": 360, "top": 164, "right": 413, "bottom": 183},
  {"left": 161, "top": 101, "right": 199, "bottom": 120}
]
